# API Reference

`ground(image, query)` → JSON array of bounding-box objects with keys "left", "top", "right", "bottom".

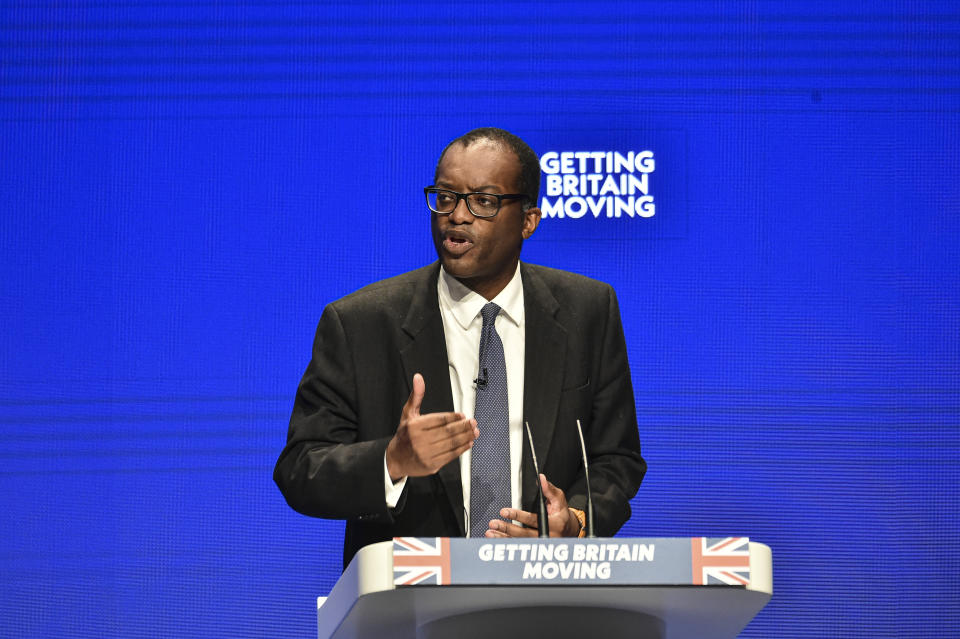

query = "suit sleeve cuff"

[{"left": 384, "top": 453, "right": 408, "bottom": 508}]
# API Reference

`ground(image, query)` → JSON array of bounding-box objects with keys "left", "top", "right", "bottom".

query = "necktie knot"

[{"left": 480, "top": 302, "right": 501, "bottom": 327}]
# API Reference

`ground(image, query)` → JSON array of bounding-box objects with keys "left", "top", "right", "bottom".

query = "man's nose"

[{"left": 448, "top": 197, "right": 474, "bottom": 224}]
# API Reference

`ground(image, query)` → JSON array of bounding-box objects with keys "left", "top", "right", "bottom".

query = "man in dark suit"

[{"left": 275, "top": 128, "right": 645, "bottom": 568}]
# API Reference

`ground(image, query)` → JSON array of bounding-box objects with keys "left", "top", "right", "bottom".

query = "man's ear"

[{"left": 521, "top": 206, "right": 541, "bottom": 240}]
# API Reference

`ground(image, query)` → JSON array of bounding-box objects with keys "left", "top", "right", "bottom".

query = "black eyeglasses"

[{"left": 424, "top": 187, "right": 527, "bottom": 219}]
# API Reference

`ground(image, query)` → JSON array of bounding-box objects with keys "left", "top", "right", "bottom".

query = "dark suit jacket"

[{"left": 274, "top": 261, "right": 646, "bottom": 568}]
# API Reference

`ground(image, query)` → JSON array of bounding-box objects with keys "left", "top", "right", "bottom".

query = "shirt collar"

[{"left": 438, "top": 262, "right": 524, "bottom": 331}]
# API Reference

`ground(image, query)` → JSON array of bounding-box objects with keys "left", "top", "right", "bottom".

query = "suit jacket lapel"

[
  {"left": 398, "top": 262, "right": 465, "bottom": 535},
  {"left": 520, "top": 263, "right": 566, "bottom": 512}
]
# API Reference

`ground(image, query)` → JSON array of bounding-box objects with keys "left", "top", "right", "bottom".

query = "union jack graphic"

[
  {"left": 392, "top": 537, "right": 451, "bottom": 586},
  {"left": 691, "top": 537, "right": 751, "bottom": 586}
]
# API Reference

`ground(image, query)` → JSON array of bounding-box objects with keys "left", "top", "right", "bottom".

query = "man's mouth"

[{"left": 442, "top": 232, "right": 474, "bottom": 256}]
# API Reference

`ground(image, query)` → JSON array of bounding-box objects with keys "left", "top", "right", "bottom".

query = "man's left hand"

[{"left": 485, "top": 474, "right": 582, "bottom": 538}]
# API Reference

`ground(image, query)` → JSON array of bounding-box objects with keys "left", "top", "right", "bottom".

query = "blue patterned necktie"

[{"left": 469, "top": 302, "right": 511, "bottom": 537}]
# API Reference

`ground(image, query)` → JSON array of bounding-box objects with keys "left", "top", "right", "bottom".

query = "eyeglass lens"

[{"left": 427, "top": 190, "right": 500, "bottom": 217}]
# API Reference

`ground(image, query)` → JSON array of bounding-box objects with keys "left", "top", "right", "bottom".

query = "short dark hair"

[{"left": 435, "top": 127, "right": 540, "bottom": 210}]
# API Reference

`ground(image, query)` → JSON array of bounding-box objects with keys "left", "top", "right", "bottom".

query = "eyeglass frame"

[{"left": 424, "top": 186, "right": 528, "bottom": 219}]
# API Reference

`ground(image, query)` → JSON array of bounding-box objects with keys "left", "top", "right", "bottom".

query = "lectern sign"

[{"left": 392, "top": 537, "right": 750, "bottom": 587}]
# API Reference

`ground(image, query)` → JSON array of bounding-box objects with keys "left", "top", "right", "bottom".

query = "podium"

[{"left": 317, "top": 537, "right": 772, "bottom": 639}]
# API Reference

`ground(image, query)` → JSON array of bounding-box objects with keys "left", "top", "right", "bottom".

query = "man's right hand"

[{"left": 385, "top": 373, "right": 478, "bottom": 482}]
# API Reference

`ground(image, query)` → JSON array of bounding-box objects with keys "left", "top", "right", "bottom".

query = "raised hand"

[{"left": 385, "top": 373, "right": 479, "bottom": 481}]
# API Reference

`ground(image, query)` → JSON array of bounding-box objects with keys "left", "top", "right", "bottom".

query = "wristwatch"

[{"left": 569, "top": 508, "right": 586, "bottom": 538}]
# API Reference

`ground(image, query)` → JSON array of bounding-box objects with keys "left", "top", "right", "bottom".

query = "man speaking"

[{"left": 275, "top": 128, "right": 646, "bottom": 568}]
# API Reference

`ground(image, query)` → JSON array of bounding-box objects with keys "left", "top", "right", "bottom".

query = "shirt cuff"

[{"left": 384, "top": 453, "right": 408, "bottom": 508}]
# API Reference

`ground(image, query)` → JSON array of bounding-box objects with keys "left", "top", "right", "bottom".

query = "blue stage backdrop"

[{"left": 1, "top": 2, "right": 958, "bottom": 637}]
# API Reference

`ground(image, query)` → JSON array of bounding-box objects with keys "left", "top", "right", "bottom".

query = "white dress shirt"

[{"left": 384, "top": 263, "right": 525, "bottom": 535}]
